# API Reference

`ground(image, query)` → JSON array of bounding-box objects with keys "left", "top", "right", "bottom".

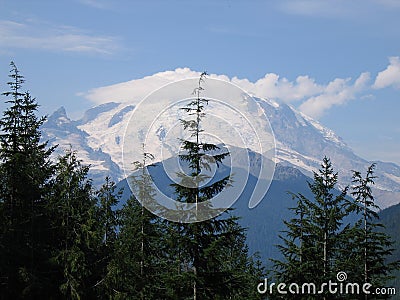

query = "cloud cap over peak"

[{"left": 81, "top": 57, "right": 398, "bottom": 119}]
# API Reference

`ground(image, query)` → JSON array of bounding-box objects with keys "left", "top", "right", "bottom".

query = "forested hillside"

[{"left": 379, "top": 203, "right": 400, "bottom": 292}]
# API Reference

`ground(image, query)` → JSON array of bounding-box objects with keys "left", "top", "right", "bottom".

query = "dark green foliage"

[
  {"left": 105, "top": 195, "right": 164, "bottom": 299},
  {"left": 271, "top": 158, "right": 355, "bottom": 299},
  {"left": 164, "top": 72, "right": 262, "bottom": 299},
  {"left": 272, "top": 159, "right": 399, "bottom": 299},
  {"left": 47, "top": 150, "right": 100, "bottom": 299},
  {"left": 271, "top": 193, "right": 315, "bottom": 288},
  {"left": 349, "top": 164, "right": 399, "bottom": 295},
  {"left": 104, "top": 151, "right": 166, "bottom": 299},
  {"left": 164, "top": 215, "right": 256, "bottom": 299},
  {"left": 273, "top": 158, "right": 351, "bottom": 277},
  {"left": 0, "top": 62, "right": 56, "bottom": 298},
  {"left": 0, "top": 64, "right": 263, "bottom": 299},
  {"left": 97, "top": 176, "right": 121, "bottom": 248},
  {"left": 306, "top": 158, "right": 351, "bottom": 283},
  {"left": 90, "top": 176, "right": 123, "bottom": 298},
  {"left": 379, "top": 203, "right": 400, "bottom": 293}
]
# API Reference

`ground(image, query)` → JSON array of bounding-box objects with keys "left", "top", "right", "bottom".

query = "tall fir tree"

[
  {"left": 47, "top": 150, "right": 100, "bottom": 299},
  {"left": 97, "top": 176, "right": 121, "bottom": 248},
  {"left": 0, "top": 62, "right": 55, "bottom": 298},
  {"left": 272, "top": 157, "right": 353, "bottom": 299},
  {"left": 105, "top": 149, "right": 165, "bottom": 299},
  {"left": 92, "top": 176, "right": 122, "bottom": 297},
  {"left": 350, "top": 164, "right": 399, "bottom": 298},
  {"left": 307, "top": 158, "right": 350, "bottom": 284},
  {"left": 164, "top": 72, "right": 259, "bottom": 299},
  {"left": 271, "top": 192, "right": 315, "bottom": 295},
  {"left": 272, "top": 159, "right": 400, "bottom": 299}
]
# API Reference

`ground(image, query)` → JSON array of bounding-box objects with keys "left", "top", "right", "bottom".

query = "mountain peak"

[
  {"left": 77, "top": 102, "right": 120, "bottom": 125},
  {"left": 42, "top": 96, "right": 400, "bottom": 209},
  {"left": 53, "top": 106, "right": 67, "bottom": 117},
  {"left": 46, "top": 106, "right": 70, "bottom": 124}
]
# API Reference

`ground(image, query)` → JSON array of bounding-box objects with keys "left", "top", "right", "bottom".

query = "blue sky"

[{"left": 0, "top": 0, "right": 399, "bottom": 165}]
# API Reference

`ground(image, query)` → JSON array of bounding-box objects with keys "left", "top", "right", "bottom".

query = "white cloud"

[
  {"left": 299, "top": 72, "right": 370, "bottom": 118},
  {"left": 83, "top": 69, "right": 325, "bottom": 105},
  {"left": 83, "top": 68, "right": 202, "bottom": 103},
  {"left": 373, "top": 56, "right": 400, "bottom": 89},
  {"left": 83, "top": 68, "right": 372, "bottom": 120},
  {"left": 225, "top": 73, "right": 324, "bottom": 106},
  {"left": 0, "top": 19, "right": 120, "bottom": 55}
]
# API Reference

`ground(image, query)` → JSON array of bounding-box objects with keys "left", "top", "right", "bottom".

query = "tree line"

[
  {"left": 270, "top": 158, "right": 399, "bottom": 299},
  {"left": 0, "top": 64, "right": 398, "bottom": 299},
  {"left": 0, "top": 65, "right": 262, "bottom": 299}
]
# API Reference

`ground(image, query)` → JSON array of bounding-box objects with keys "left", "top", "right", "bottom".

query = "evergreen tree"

[
  {"left": 307, "top": 158, "right": 350, "bottom": 285},
  {"left": 350, "top": 164, "right": 399, "bottom": 297},
  {"left": 164, "top": 72, "right": 257, "bottom": 299},
  {"left": 219, "top": 222, "right": 266, "bottom": 300},
  {"left": 271, "top": 193, "right": 315, "bottom": 293},
  {"left": 47, "top": 150, "right": 100, "bottom": 299},
  {"left": 272, "top": 159, "right": 400, "bottom": 299},
  {"left": 92, "top": 176, "right": 122, "bottom": 297},
  {"left": 0, "top": 62, "right": 55, "bottom": 298},
  {"left": 272, "top": 157, "right": 352, "bottom": 299},
  {"left": 105, "top": 150, "right": 165, "bottom": 299},
  {"left": 97, "top": 176, "right": 121, "bottom": 248}
]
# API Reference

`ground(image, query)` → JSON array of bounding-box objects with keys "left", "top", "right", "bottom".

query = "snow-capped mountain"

[
  {"left": 41, "top": 83, "right": 400, "bottom": 209},
  {"left": 41, "top": 105, "right": 122, "bottom": 185}
]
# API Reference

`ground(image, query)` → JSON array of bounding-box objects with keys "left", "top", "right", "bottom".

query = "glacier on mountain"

[{"left": 42, "top": 80, "right": 400, "bottom": 209}]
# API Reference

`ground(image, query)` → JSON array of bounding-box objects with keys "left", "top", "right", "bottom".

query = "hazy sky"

[{"left": 0, "top": 0, "right": 399, "bottom": 165}]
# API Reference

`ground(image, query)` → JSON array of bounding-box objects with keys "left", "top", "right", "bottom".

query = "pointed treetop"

[{"left": 3, "top": 61, "right": 25, "bottom": 98}]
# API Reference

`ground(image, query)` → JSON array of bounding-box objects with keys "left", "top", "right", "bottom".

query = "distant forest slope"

[{"left": 379, "top": 203, "right": 400, "bottom": 291}]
